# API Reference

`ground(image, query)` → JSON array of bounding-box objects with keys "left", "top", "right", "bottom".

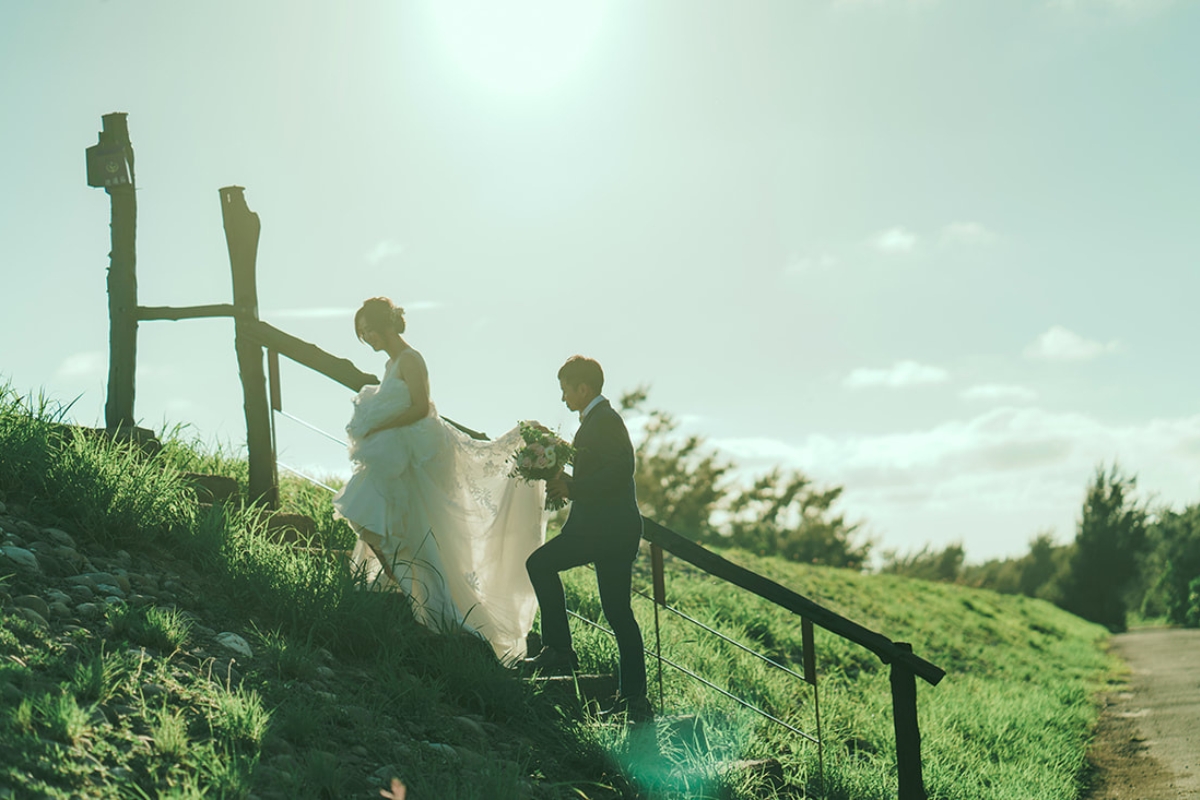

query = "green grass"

[
  {"left": 551, "top": 550, "right": 1115, "bottom": 799},
  {"left": 0, "top": 380, "right": 1118, "bottom": 798}
]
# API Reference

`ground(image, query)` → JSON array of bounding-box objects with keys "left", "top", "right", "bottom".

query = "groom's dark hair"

[{"left": 558, "top": 356, "right": 604, "bottom": 393}]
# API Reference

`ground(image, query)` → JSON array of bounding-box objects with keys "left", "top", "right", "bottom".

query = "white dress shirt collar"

[{"left": 580, "top": 394, "right": 606, "bottom": 423}]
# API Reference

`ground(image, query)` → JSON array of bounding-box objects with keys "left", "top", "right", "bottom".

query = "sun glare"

[{"left": 426, "top": 1, "right": 610, "bottom": 97}]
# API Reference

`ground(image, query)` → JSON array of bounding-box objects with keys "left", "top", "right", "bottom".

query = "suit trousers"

[{"left": 526, "top": 532, "right": 646, "bottom": 699}]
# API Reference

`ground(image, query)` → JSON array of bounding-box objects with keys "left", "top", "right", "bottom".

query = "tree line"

[
  {"left": 880, "top": 464, "right": 1200, "bottom": 631},
  {"left": 622, "top": 391, "right": 1200, "bottom": 632}
]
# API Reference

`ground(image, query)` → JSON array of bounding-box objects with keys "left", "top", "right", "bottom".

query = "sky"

[{"left": 2, "top": 0, "right": 1199, "bottom": 564}]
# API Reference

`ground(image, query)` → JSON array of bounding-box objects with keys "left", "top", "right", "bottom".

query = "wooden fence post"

[
  {"left": 891, "top": 642, "right": 926, "bottom": 800},
  {"left": 220, "top": 186, "right": 277, "bottom": 508},
  {"left": 90, "top": 113, "right": 138, "bottom": 431}
]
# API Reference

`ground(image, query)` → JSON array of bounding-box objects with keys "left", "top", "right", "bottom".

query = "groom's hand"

[{"left": 546, "top": 476, "right": 571, "bottom": 503}]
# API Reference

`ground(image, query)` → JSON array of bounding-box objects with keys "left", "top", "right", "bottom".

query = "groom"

[{"left": 521, "top": 355, "right": 652, "bottom": 722}]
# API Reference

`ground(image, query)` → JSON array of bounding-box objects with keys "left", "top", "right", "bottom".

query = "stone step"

[
  {"left": 656, "top": 713, "right": 708, "bottom": 751},
  {"left": 528, "top": 673, "right": 620, "bottom": 706},
  {"left": 718, "top": 758, "right": 786, "bottom": 794},
  {"left": 182, "top": 472, "right": 239, "bottom": 504}
]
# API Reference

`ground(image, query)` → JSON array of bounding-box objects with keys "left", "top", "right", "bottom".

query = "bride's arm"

[{"left": 366, "top": 350, "right": 431, "bottom": 435}]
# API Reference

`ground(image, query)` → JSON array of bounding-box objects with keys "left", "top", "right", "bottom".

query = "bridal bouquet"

[{"left": 510, "top": 421, "right": 574, "bottom": 511}]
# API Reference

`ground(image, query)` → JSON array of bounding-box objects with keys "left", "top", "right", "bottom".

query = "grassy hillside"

[
  {"left": 0, "top": 384, "right": 1117, "bottom": 798},
  {"left": 590, "top": 550, "right": 1114, "bottom": 798}
]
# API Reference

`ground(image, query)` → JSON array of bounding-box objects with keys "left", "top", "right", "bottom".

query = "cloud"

[
  {"left": 365, "top": 239, "right": 405, "bottom": 265},
  {"left": 783, "top": 253, "right": 837, "bottom": 276},
  {"left": 872, "top": 226, "right": 919, "bottom": 254},
  {"left": 710, "top": 407, "right": 1200, "bottom": 560},
  {"left": 1024, "top": 326, "right": 1123, "bottom": 361},
  {"left": 940, "top": 222, "right": 998, "bottom": 247},
  {"left": 55, "top": 351, "right": 105, "bottom": 379},
  {"left": 844, "top": 360, "right": 949, "bottom": 389},
  {"left": 960, "top": 384, "right": 1037, "bottom": 403}
]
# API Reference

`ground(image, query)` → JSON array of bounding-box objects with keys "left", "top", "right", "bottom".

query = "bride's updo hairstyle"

[{"left": 355, "top": 296, "right": 406, "bottom": 340}]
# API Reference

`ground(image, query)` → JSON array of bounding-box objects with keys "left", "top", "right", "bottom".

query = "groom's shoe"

[
  {"left": 599, "top": 693, "right": 655, "bottom": 724},
  {"left": 519, "top": 646, "right": 578, "bottom": 676}
]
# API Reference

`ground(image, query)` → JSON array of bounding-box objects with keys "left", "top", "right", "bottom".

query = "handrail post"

[
  {"left": 651, "top": 543, "right": 666, "bottom": 709},
  {"left": 891, "top": 642, "right": 926, "bottom": 800},
  {"left": 220, "top": 186, "right": 277, "bottom": 508}
]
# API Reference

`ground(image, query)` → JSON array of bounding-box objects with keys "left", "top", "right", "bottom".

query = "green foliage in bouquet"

[{"left": 509, "top": 421, "right": 575, "bottom": 511}]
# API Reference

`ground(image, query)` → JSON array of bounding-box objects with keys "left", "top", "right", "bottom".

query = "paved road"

[{"left": 1088, "top": 628, "right": 1200, "bottom": 800}]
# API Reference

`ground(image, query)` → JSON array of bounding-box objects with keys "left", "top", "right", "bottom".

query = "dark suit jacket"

[{"left": 562, "top": 399, "right": 643, "bottom": 548}]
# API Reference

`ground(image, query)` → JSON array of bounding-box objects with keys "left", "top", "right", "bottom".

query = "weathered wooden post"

[
  {"left": 86, "top": 113, "right": 137, "bottom": 431},
  {"left": 220, "top": 186, "right": 278, "bottom": 508},
  {"left": 891, "top": 642, "right": 926, "bottom": 800}
]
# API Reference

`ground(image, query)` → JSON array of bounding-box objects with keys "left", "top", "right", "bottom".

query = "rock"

[
  {"left": 12, "top": 607, "right": 49, "bottom": 629},
  {"left": 0, "top": 500, "right": 6, "bottom": 514},
  {"left": 48, "top": 601, "right": 71, "bottom": 618},
  {"left": 0, "top": 546, "right": 40, "bottom": 573},
  {"left": 214, "top": 632, "right": 253, "bottom": 658},
  {"left": 75, "top": 602, "right": 104, "bottom": 620},
  {"left": 340, "top": 705, "right": 375, "bottom": 729},
  {"left": 80, "top": 572, "right": 120, "bottom": 588},
  {"left": 423, "top": 742, "right": 459, "bottom": 761},
  {"left": 66, "top": 584, "right": 95, "bottom": 601},
  {"left": 43, "top": 527, "right": 76, "bottom": 548},
  {"left": 96, "top": 583, "right": 125, "bottom": 599},
  {"left": 183, "top": 473, "right": 239, "bottom": 504},
  {"left": 452, "top": 745, "right": 488, "bottom": 770},
  {"left": 27, "top": 540, "right": 54, "bottom": 555},
  {"left": 140, "top": 683, "right": 168, "bottom": 699},
  {"left": 45, "top": 589, "right": 71, "bottom": 604},
  {"left": 13, "top": 595, "right": 50, "bottom": 619},
  {"left": 210, "top": 658, "right": 243, "bottom": 685},
  {"left": 450, "top": 715, "right": 487, "bottom": 740},
  {"left": 33, "top": 551, "right": 67, "bottom": 577},
  {"left": 372, "top": 765, "right": 400, "bottom": 783}
]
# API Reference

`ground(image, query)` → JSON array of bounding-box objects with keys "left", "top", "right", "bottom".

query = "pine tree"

[{"left": 1058, "top": 464, "right": 1148, "bottom": 631}]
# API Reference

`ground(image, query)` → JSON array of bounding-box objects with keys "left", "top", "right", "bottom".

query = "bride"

[{"left": 332, "top": 296, "right": 546, "bottom": 661}]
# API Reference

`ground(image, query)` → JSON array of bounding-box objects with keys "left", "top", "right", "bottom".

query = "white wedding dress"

[{"left": 332, "top": 353, "right": 546, "bottom": 662}]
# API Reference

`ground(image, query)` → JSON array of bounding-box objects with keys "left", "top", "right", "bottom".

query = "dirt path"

[{"left": 1085, "top": 628, "right": 1200, "bottom": 800}]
